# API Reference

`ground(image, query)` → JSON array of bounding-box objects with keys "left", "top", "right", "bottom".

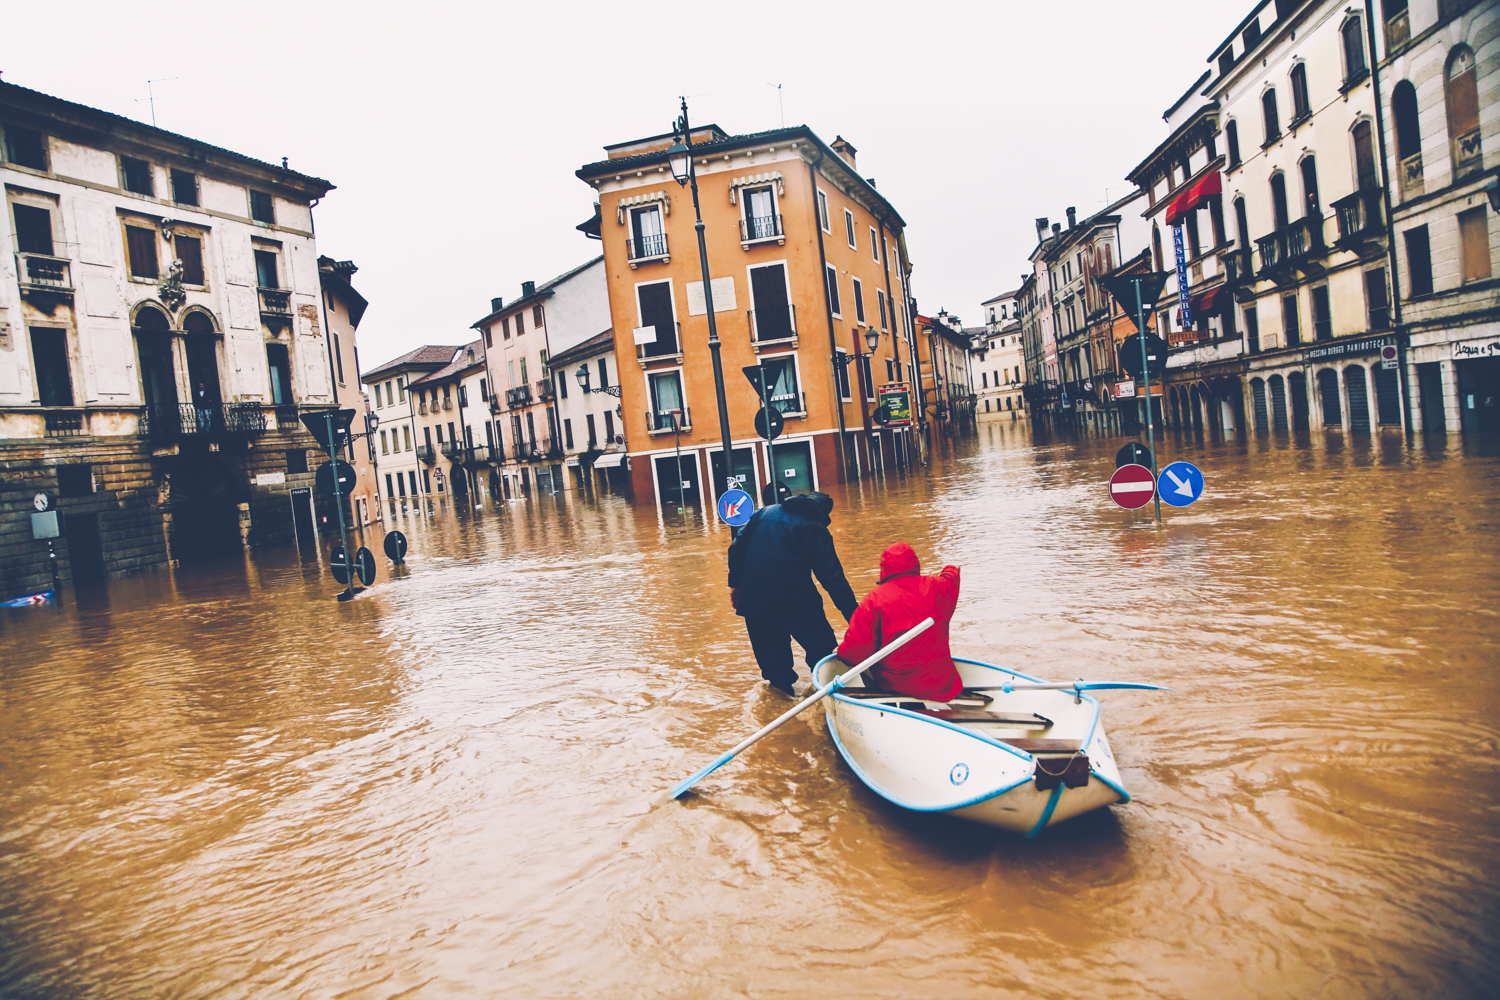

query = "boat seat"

[
  {"left": 997, "top": 738, "right": 1083, "bottom": 754},
  {"left": 913, "top": 709, "right": 1054, "bottom": 727}
]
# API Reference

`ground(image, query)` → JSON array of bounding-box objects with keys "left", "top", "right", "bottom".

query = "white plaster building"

[
  {"left": 973, "top": 290, "right": 1027, "bottom": 420},
  {"left": 362, "top": 344, "right": 462, "bottom": 513}
]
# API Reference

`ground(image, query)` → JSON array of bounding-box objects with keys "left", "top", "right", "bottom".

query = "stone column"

[{"left": 1439, "top": 359, "right": 1460, "bottom": 432}]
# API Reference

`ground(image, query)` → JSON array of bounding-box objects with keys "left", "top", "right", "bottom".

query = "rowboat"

[{"left": 812, "top": 652, "right": 1146, "bottom": 837}]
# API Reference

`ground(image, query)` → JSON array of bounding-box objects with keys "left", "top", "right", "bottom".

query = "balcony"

[
  {"left": 637, "top": 322, "right": 683, "bottom": 363},
  {"left": 1332, "top": 189, "right": 1385, "bottom": 253},
  {"left": 647, "top": 407, "right": 691, "bottom": 434},
  {"left": 142, "top": 403, "right": 267, "bottom": 442},
  {"left": 469, "top": 445, "right": 492, "bottom": 464},
  {"left": 739, "top": 214, "right": 785, "bottom": 246},
  {"left": 273, "top": 403, "right": 299, "bottom": 430},
  {"left": 15, "top": 253, "right": 73, "bottom": 303},
  {"left": 441, "top": 397, "right": 453, "bottom": 411},
  {"left": 489, "top": 397, "right": 502, "bottom": 414},
  {"left": 440, "top": 440, "right": 461, "bottom": 459},
  {"left": 626, "top": 232, "right": 669, "bottom": 267},
  {"left": 1385, "top": 9, "right": 1409, "bottom": 50},
  {"left": 506, "top": 384, "right": 533, "bottom": 408},
  {"left": 1399, "top": 152, "right": 1423, "bottom": 200},
  {"left": 258, "top": 287, "right": 293, "bottom": 328},
  {"left": 1222, "top": 248, "right": 1255, "bottom": 299},
  {"left": 747, "top": 304, "right": 798, "bottom": 349},
  {"left": 1256, "top": 217, "right": 1327, "bottom": 281},
  {"left": 43, "top": 408, "right": 84, "bottom": 436},
  {"left": 536, "top": 378, "right": 555, "bottom": 403},
  {"left": 1454, "top": 129, "right": 1483, "bottom": 180},
  {"left": 416, "top": 444, "right": 436, "bottom": 463}
]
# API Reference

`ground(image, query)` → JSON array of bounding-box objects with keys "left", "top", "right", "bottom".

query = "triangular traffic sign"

[
  {"left": 741, "top": 365, "right": 765, "bottom": 396},
  {"left": 300, "top": 408, "right": 357, "bottom": 454},
  {"left": 1100, "top": 272, "right": 1172, "bottom": 333}
]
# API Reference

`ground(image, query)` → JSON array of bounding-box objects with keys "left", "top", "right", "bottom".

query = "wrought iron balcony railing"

[
  {"left": 747, "top": 304, "right": 797, "bottom": 345},
  {"left": 626, "top": 232, "right": 669, "bottom": 263},
  {"left": 536, "top": 378, "right": 555, "bottom": 402},
  {"left": 506, "top": 384, "right": 533, "bottom": 407},
  {"left": 739, "top": 213, "right": 784, "bottom": 244},
  {"left": 142, "top": 403, "right": 266, "bottom": 441}
]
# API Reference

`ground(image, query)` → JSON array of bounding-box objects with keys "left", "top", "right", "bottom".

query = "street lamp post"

[
  {"left": 832, "top": 327, "right": 883, "bottom": 467},
  {"left": 667, "top": 98, "right": 736, "bottom": 507}
]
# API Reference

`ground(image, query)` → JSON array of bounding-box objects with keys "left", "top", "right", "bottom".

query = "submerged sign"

[{"left": 877, "top": 383, "right": 912, "bottom": 426}]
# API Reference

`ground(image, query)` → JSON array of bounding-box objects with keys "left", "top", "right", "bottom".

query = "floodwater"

[{"left": 3, "top": 423, "right": 1499, "bottom": 1000}]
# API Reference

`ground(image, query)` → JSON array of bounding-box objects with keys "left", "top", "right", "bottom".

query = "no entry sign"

[{"left": 1109, "top": 463, "right": 1156, "bottom": 510}]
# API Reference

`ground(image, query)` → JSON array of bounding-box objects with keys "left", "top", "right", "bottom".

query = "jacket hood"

[
  {"left": 781, "top": 494, "right": 831, "bottom": 526},
  {"left": 878, "top": 542, "right": 920, "bottom": 583}
]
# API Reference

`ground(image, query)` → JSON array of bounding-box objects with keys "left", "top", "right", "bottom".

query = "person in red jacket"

[{"left": 837, "top": 542, "right": 963, "bottom": 702}]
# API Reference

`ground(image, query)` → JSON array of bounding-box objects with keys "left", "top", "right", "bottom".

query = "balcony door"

[
  {"left": 636, "top": 281, "right": 678, "bottom": 356},
  {"left": 631, "top": 205, "right": 664, "bottom": 258},
  {"left": 266, "top": 342, "right": 293, "bottom": 404},
  {"left": 135, "top": 308, "right": 177, "bottom": 414},
  {"left": 185, "top": 332, "right": 221, "bottom": 407},
  {"left": 30, "top": 328, "right": 73, "bottom": 407},
  {"left": 749, "top": 263, "right": 793, "bottom": 342}
]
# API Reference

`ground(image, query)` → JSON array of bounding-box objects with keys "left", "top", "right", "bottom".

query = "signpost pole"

[
  {"left": 1134, "top": 283, "right": 1162, "bottom": 524},
  {"left": 672, "top": 412, "right": 684, "bottom": 513},
  {"left": 326, "top": 412, "right": 356, "bottom": 599},
  {"left": 759, "top": 362, "right": 778, "bottom": 502}
]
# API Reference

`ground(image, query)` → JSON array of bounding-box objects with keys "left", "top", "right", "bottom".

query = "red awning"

[
  {"left": 1190, "top": 286, "right": 1227, "bottom": 314},
  {"left": 1165, "top": 171, "right": 1223, "bottom": 226}
]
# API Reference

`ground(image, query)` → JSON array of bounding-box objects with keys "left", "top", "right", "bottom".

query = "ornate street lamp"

[
  {"left": 575, "top": 364, "right": 622, "bottom": 397},
  {"left": 668, "top": 97, "right": 737, "bottom": 505}
]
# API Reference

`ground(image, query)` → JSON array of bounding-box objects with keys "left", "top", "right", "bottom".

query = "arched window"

[
  {"left": 1270, "top": 173, "right": 1290, "bottom": 230},
  {"left": 1353, "top": 121, "right": 1378, "bottom": 191},
  {"left": 1234, "top": 196, "right": 1250, "bottom": 248},
  {"left": 1392, "top": 80, "right": 1420, "bottom": 161},
  {"left": 1342, "top": 18, "right": 1367, "bottom": 84},
  {"left": 1152, "top": 224, "right": 1164, "bottom": 272},
  {"left": 182, "top": 311, "right": 216, "bottom": 336},
  {"left": 132, "top": 305, "right": 170, "bottom": 333},
  {"left": 1263, "top": 89, "right": 1281, "bottom": 144},
  {"left": 1226, "top": 120, "right": 1241, "bottom": 167},
  {"left": 1446, "top": 46, "right": 1480, "bottom": 178},
  {"left": 1300, "top": 156, "right": 1320, "bottom": 218},
  {"left": 133, "top": 306, "right": 176, "bottom": 416},
  {"left": 1290, "top": 64, "right": 1311, "bottom": 120}
]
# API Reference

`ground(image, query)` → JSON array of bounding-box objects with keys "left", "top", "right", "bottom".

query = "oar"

[
  {"left": 666, "top": 617, "right": 936, "bottom": 801},
  {"left": 973, "top": 680, "right": 1169, "bottom": 703}
]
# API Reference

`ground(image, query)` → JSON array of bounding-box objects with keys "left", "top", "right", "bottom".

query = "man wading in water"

[{"left": 726, "top": 491, "right": 858, "bottom": 698}]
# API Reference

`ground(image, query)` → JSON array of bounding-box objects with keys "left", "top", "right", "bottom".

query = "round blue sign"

[
  {"left": 1157, "top": 461, "right": 1205, "bottom": 507},
  {"left": 716, "top": 488, "right": 755, "bottom": 526}
]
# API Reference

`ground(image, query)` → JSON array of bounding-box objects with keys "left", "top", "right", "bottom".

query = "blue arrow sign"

[
  {"left": 1157, "top": 461, "right": 1204, "bottom": 507},
  {"left": 716, "top": 488, "right": 755, "bottom": 526}
]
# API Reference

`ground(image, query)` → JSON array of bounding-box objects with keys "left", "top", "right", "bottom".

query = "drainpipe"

[
  {"left": 1366, "top": 0, "right": 1411, "bottom": 433},
  {"left": 878, "top": 219, "right": 904, "bottom": 468},
  {"left": 896, "top": 237, "right": 928, "bottom": 462},
  {"left": 808, "top": 153, "right": 852, "bottom": 481},
  {"left": 405, "top": 369, "right": 425, "bottom": 506}
]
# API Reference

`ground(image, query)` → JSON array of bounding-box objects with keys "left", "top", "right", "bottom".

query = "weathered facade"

[
  {"left": 318, "top": 256, "right": 377, "bottom": 524},
  {"left": 362, "top": 345, "right": 462, "bottom": 513},
  {"left": 973, "top": 290, "right": 1027, "bottom": 421},
  {"left": 546, "top": 328, "right": 629, "bottom": 491},
  {"left": 1, "top": 82, "right": 339, "bottom": 595},
  {"left": 576, "top": 124, "right": 920, "bottom": 513}
]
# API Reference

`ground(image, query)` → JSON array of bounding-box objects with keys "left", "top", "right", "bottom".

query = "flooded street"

[{"left": 3, "top": 425, "right": 1498, "bottom": 999}]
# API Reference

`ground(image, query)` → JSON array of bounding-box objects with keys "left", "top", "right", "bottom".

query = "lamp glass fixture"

[
  {"left": 667, "top": 141, "right": 691, "bottom": 187},
  {"left": 865, "top": 328, "right": 880, "bottom": 353},
  {"left": 575, "top": 364, "right": 590, "bottom": 389},
  {"left": 368, "top": 412, "right": 380, "bottom": 430}
]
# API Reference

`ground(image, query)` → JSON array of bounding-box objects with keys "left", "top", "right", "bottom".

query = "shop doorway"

[
  {"left": 766, "top": 440, "right": 813, "bottom": 495},
  {"left": 654, "top": 453, "right": 701, "bottom": 508},
  {"left": 708, "top": 447, "right": 756, "bottom": 499},
  {"left": 64, "top": 512, "right": 106, "bottom": 585},
  {"left": 289, "top": 487, "right": 317, "bottom": 554},
  {"left": 169, "top": 457, "right": 243, "bottom": 561},
  {"left": 1457, "top": 357, "right": 1500, "bottom": 433}
]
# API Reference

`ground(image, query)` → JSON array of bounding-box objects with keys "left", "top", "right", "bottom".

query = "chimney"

[
  {"left": 1035, "top": 217, "right": 1050, "bottom": 240},
  {"left": 830, "top": 135, "right": 858, "bottom": 170},
  {"left": 1052, "top": 223, "right": 1061, "bottom": 237},
  {"left": 521, "top": 280, "right": 536, "bottom": 297},
  {"left": 491, "top": 297, "right": 504, "bottom": 313},
  {"left": 1066, "top": 207, "right": 1077, "bottom": 229}
]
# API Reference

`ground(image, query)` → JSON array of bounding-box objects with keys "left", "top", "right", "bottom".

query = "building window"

[
  {"left": 250, "top": 190, "right": 275, "bottom": 224},
  {"left": 1447, "top": 47, "right": 1481, "bottom": 178},
  {"left": 410, "top": 471, "right": 418, "bottom": 496},
  {"left": 533, "top": 304, "right": 543, "bottom": 327},
  {"left": 30, "top": 328, "right": 73, "bottom": 406},
  {"left": 502, "top": 317, "right": 511, "bottom": 339},
  {"left": 4, "top": 124, "right": 47, "bottom": 170},
  {"left": 1365, "top": 268, "right": 1390, "bottom": 329},
  {"left": 254, "top": 248, "right": 280, "bottom": 288},
  {"left": 878, "top": 288, "right": 888, "bottom": 328},
  {"left": 515, "top": 310, "right": 525, "bottom": 335},
  {"left": 1152, "top": 225, "right": 1164, "bottom": 271},
  {"left": 1342, "top": 17, "right": 1367, "bottom": 84},
  {"left": 1459, "top": 207, "right": 1492, "bottom": 284},
  {"left": 1226, "top": 121, "right": 1241, "bottom": 168},
  {"left": 1405, "top": 225, "right": 1433, "bottom": 296},
  {"left": 870, "top": 227, "right": 880, "bottom": 262},
  {"left": 742, "top": 186, "right": 779, "bottom": 241},
  {"left": 648, "top": 370, "right": 684, "bottom": 429},
  {"left": 120, "top": 157, "right": 154, "bottom": 196},
  {"left": 171, "top": 169, "right": 198, "bottom": 206},
  {"left": 858, "top": 355, "right": 874, "bottom": 399},
  {"left": 603, "top": 410, "right": 615, "bottom": 443},
  {"left": 1262, "top": 89, "right": 1280, "bottom": 144},
  {"left": 126, "top": 226, "right": 159, "bottom": 279},
  {"left": 484, "top": 328, "right": 493, "bottom": 348},
  {"left": 1353, "top": 122, "right": 1378, "bottom": 192},
  {"left": 287, "top": 449, "right": 309, "bottom": 474},
  {"left": 1311, "top": 285, "right": 1332, "bottom": 340},
  {"left": 888, "top": 358, "right": 896, "bottom": 381},
  {"left": 852, "top": 277, "right": 866, "bottom": 323},
  {"left": 1392, "top": 81, "right": 1420, "bottom": 161},
  {"left": 1186, "top": 210, "right": 1201, "bottom": 258},
  {"left": 844, "top": 208, "right": 857, "bottom": 250},
  {"left": 835, "top": 350, "right": 851, "bottom": 401},
  {"left": 1300, "top": 156, "right": 1320, "bottom": 219},
  {"left": 630, "top": 204, "right": 666, "bottom": 259},
  {"left": 761, "top": 355, "right": 802, "bottom": 413},
  {"left": 380, "top": 430, "right": 390, "bottom": 455},
  {"left": 567, "top": 417, "right": 577, "bottom": 449},
  {"left": 636, "top": 281, "right": 678, "bottom": 357},
  {"left": 403, "top": 425, "right": 412, "bottom": 450},
  {"left": 1282, "top": 293, "right": 1301, "bottom": 346},
  {"left": 816, "top": 189, "right": 830, "bottom": 233},
  {"left": 397, "top": 377, "right": 406, "bottom": 400},
  {"left": 1270, "top": 173, "right": 1290, "bottom": 230},
  {"left": 825, "top": 264, "right": 841, "bottom": 317},
  {"left": 266, "top": 343, "right": 293, "bottom": 403},
  {"left": 13, "top": 203, "right": 54, "bottom": 255},
  {"left": 1290, "top": 64, "right": 1311, "bottom": 122},
  {"left": 175, "top": 235, "right": 204, "bottom": 286}
]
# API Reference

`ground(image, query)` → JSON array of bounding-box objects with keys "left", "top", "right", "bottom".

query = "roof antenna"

[
  {"left": 134, "top": 77, "right": 178, "bottom": 127},
  {"left": 767, "top": 82, "right": 784, "bottom": 128}
]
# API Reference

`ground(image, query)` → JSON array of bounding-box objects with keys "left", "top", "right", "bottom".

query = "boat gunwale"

[{"left": 813, "top": 653, "right": 1130, "bottom": 814}]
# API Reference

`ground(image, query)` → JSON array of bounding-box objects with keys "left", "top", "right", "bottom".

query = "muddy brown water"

[{"left": 3, "top": 424, "right": 1498, "bottom": 999}]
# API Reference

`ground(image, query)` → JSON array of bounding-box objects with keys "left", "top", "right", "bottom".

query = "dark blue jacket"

[{"left": 726, "top": 495, "right": 858, "bottom": 621}]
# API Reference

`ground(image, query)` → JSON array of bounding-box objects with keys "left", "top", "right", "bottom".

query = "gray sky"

[{"left": 5, "top": 0, "right": 1248, "bottom": 367}]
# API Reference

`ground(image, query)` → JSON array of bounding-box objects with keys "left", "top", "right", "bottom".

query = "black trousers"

[{"left": 743, "top": 607, "right": 837, "bottom": 689}]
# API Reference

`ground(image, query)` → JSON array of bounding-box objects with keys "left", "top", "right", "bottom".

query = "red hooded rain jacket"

[{"left": 837, "top": 542, "right": 963, "bottom": 701}]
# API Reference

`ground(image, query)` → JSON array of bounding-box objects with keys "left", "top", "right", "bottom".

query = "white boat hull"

[{"left": 812, "top": 654, "right": 1130, "bottom": 836}]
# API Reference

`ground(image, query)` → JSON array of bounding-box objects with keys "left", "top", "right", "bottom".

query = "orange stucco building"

[{"left": 576, "top": 125, "right": 919, "bottom": 513}]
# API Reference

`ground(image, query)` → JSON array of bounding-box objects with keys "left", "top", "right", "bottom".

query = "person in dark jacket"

[{"left": 727, "top": 491, "right": 858, "bottom": 697}]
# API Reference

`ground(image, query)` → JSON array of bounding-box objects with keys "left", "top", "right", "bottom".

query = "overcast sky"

[{"left": 5, "top": 0, "right": 1249, "bottom": 368}]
